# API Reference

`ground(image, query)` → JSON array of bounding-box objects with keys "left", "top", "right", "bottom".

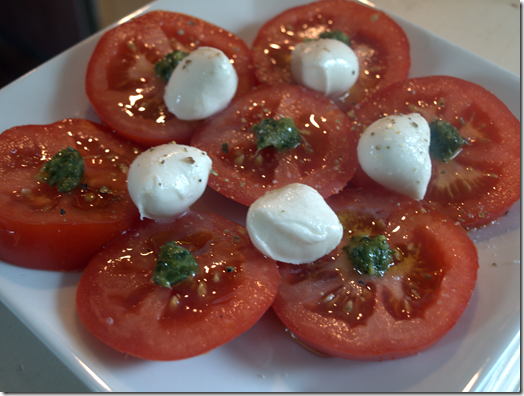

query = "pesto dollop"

[
  {"left": 155, "top": 50, "right": 190, "bottom": 83},
  {"left": 151, "top": 241, "right": 199, "bottom": 288},
  {"left": 35, "top": 147, "right": 84, "bottom": 193},
  {"left": 343, "top": 233, "right": 394, "bottom": 276},
  {"left": 252, "top": 117, "right": 301, "bottom": 153},
  {"left": 429, "top": 119, "right": 467, "bottom": 162}
]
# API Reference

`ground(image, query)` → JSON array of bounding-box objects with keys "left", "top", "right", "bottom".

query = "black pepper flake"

[{"left": 60, "top": 208, "right": 66, "bottom": 215}]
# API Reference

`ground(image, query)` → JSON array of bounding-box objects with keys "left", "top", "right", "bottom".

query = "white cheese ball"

[
  {"left": 127, "top": 142, "right": 212, "bottom": 220},
  {"left": 164, "top": 46, "right": 238, "bottom": 120},
  {"left": 357, "top": 113, "right": 432, "bottom": 200},
  {"left": 291, "top": 38, "right": 359, "bottom": 98},
  {"left": 246, "top": 183, "right": 343, "bottom": 264}
]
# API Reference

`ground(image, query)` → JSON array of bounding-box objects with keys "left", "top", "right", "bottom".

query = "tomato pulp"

[
  {"left": 272, "top": 187, "right": 479, "bottom": 360},
  {"left": 76, "top": 211, "right": 281, "bottom": 361},
  {"left": 86, "top": 10, "right": 259, "bottom": 148},
  {"left": 191, "top": 83, "right": 359, "bottom": 206},
  {"left": 350, "top": 75, "right": 521, "bottom": 229},
  {"left": 0, "top": 119, "right": 141, "bottom": 271},
  {"left": 251, "top": 0, "right": 410, "bottom": 112}
]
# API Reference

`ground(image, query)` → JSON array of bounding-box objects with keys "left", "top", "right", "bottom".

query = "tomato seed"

[
  {"left": 169, "top": 295, "right": 180, "bottom": 310},
  {"left": 323, "top": 293, "right": 335, "bottom": 303},
  {"left": 197, "top": 282, "right": 207, "bottom": 297},
  {"left": 343, "top": 300, "right": 353, "bottom": 312}
]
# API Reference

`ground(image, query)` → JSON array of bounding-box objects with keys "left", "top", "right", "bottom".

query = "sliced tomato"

[
  {"left": 76, "top": 211, "right": 280, "bottom": 361},
  {"left": 0, "top": 119, "right": 141, "bottom": 271},
  {"left": 350, "top": 75, "right": 521, "bottom": 229},
  {"left": 251, "top": 0, "right": 410, "bottom": 113},
  {"left": 86, "top": 10, "right": 259, "bottom": 148},
  {"left": 272, "top": 187, "right": 478, "bottom": 360},
  {"left": 191, "top": 83, "right": 359, "bottom": 206}
]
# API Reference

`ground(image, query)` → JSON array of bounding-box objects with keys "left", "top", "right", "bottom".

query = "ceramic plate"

[{"left": 0, "top": 0, "right": 519, "bottom": 392}]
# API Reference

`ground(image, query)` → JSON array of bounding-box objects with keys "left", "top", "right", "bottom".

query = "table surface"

[{"left": 0, "top": 0, "right": 520, "bottom": 392}]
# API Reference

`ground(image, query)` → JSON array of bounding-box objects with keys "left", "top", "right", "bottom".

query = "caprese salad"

[{"left": 0, "top": 0, "right": 519, "bottom": 364}]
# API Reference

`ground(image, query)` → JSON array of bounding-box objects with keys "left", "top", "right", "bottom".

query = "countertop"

[{"left": 0, "top": 0, "right": 520, "bottom": 392}]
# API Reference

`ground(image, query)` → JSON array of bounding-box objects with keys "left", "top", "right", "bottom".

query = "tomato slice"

[
  {"left": 86, "top": 10, "right": 259, "bottom": 148},
  {"left": 0, "top": 119, "right": 141, "bottom": 271},
  {"left": 76, "top": 211, "right": 280, "bottom": 361},
  {"left": 349, "top": 75, "right": 521, "bottom": 229},
  {"left": 191, "top": 83, "right": 359, "bottom": 206},
  {"left": 272, "top": 187, "right": 478, "bottom": 360},
  {"left": 251, "top": 0, "right": 410, "bottom": 113}
]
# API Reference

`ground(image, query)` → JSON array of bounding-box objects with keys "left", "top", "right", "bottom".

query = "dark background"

[{"left": 0, "top": 0, "right": 99, "bottom": 88}]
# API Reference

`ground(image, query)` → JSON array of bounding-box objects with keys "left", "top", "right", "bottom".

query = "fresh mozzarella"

[
  {"left": 357, "top": 113, "right": 432, "bottom": 200},
  {"left": 164, "top": 46, "right": 238, "bottom": 121},
  {"left": 246, "top": 183, "right": 343, "bottom": 264},
  {"left": 127, "top": 142, "right": 212, "bottom": 220},
  {"left": 290, "top": 38, "right": 359, "bottom": 98}
]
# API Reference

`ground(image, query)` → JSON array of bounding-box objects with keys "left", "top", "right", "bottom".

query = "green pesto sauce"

[
  {"left": 252, "top": 117, "right": 301, "bottom": 153},
  {"left": 155, "top": 50, "right": 190, "bottom": 83},
  {"left": 35, "top": 147, "right": 84, "bottom": 193},
  {"left": 151, "top": 242, "right": 198, "bottom": 289},
  {"left": 343, "top": 233, "right": 394, "bottom": 276},
  {"left": 429, "top": 119, "right": 467, "bottom": 162}
]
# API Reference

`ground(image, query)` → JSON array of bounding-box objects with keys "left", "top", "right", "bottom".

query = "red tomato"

[
  {"left": 251, "top": 0, "right": 410, "bottom": 113},
  {"left": 0, "top": 119, "right": 141, "bottom": 271},
  {"left": 191, "top": 83, "right": 359, "bottom": 206},
  {"left": 272, "top": 187, "right": 479, "bottom": 360},
  {"left": 86, "top": 10, "right": 259, "bottom": 148},
  {"left": 350, "top": 75, "right": 521, "bottom": 229},
  {"left": 76, "top": 211, "right": 280, "bottom": 361}
]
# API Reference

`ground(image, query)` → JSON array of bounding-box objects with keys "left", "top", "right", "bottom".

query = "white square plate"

[{"left": 0, "top": 0, "right": 519, "bottom": 392}]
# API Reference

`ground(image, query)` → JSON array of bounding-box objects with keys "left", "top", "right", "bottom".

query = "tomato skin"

[
  {"left": 191, "top": 83, "right": 359, "bottom": 206},
  {"left": 350, "top": 75, "right": 521, "bottom": 229},
  {"left": 251, "top": 0, "right": 410, "bottom": 112},
  {"left": 86, "top": 10, "right": 259, "bottom": 148},
  {"left": 76, "top": 211, "right": 281, "bottom": 361},
  {"left": 0, "top": 119, "right": 141, "bottom": 271},
  {"left": 272, "top": 187, "right": 478, "bottom": 360}
]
